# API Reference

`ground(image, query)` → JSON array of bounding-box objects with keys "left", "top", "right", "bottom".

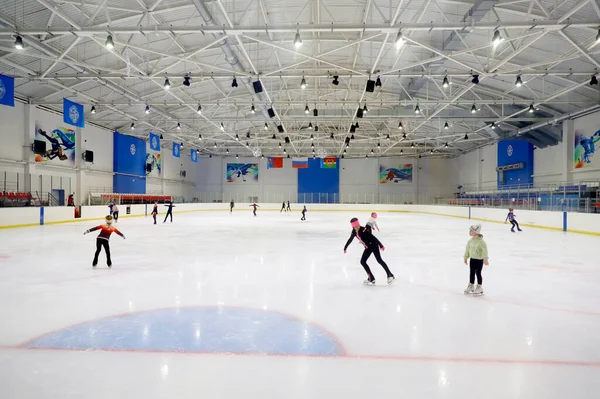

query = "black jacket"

[{"left": 344, "top": 227, "right": 383, "bottom": 251}]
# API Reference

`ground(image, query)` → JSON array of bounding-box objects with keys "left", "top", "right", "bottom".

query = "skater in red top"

[{"left": 84, "top": 215, "right": 125, "bottom": 267}]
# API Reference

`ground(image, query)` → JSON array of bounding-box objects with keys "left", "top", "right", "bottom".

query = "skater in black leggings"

[
  {"left": 164, "top": 201, "right": 175, "bottom": 223},
  {"left": 280, "top": 201, "right": 286, "bottom": 213},
  {"left": 84, "top": 215, "right": 125, "bottom": 268},
  {"left": 344, "top": 218, "right": 395, "bottom": 285},
  {"left": 505, "top": 208, "right": 522, "bottom": 232}
]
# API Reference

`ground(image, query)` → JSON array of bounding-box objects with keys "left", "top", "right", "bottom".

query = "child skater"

[
  {"left": 365, "top": 212, "right": 379, "bottom": 232},
  {"left": 151, "top": 201, "right": 158, "bottom": 224},
  {"left": 505, "top": 208, "right": 522, "bottom": 232},
  {"left": 230, "top": 200, "right": 235, "bottom": 214},
  {"left": 344, "top": 217, "right": 395, "bottom": 285},
  {"left": 163, "top": 201, "right": 175, "bottom": 223},
  {"left": 464, "top": 224, "right": 489, "bottom": 295},
  {"left": 112, "top": 204, "right": 119, "bottom": 222},
  {"left": 280, "top": 201, "right": 286, "bottom": 213},
  {"left": 286, "top": 201, "right": 291, "bottom": 212},
  {"left": 108, "top": 201, "right": 115, "bottom": 216},
  {"left": 249, "top": 202, "right": 259, "bottom": 217},
  {"left": 301, "top": 205, "right": 307, "bottom": 221},
  {"left": 84, "top": 215, "right": 125, "bottom": 268}
]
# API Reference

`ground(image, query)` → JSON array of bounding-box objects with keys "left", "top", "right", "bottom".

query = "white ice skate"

[
  {"left": 464, "top": 283, "right": 474, "bottom": 294},
  {"left": 363, "top": 279, "right": 376, "bottom": 286},
  {"left": 472, "top": 284, "right": 484, "bottom": 296},
  {"left": 387, "top": 276, "right": 396, "bottom": 285}
]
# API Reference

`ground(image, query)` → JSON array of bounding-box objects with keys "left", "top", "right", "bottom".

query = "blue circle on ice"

[{"left": 24, "top": 307, "right": 344, "bottom": 356}]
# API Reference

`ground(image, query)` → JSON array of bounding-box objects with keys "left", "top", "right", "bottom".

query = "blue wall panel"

[
  {"left": 497, "top": 140, "right": 533, "bottom": 189},
  {"left": 298, "top": 158, "right": 339, "bottom": 203},
  {"left": 113, "top": 132, "right": 146, "bottom": 194}
]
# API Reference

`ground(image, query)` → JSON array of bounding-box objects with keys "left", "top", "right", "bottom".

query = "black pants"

[
  {"left": 281, "top": 206, "right": 285, "bottom": 212},
  {"left": 287, "top": 206, "right": 291, "bottom": 211},
  {"left": 360, "top": 245, "right": 393, "bottom": 280},
  {"left": 510, "top": 220, "right": 521, "bottom": 231},
  {"left": 469, "top": 258, "right": 484, "bottom": 284},
  {"left": 301, "top": 212, "right": 306, "bottom": 220},
  {"left": 253, "top": 209, "right": 257, "bottom": 216},
  {"left": 230, "top": 207, "right": 233, "bottom": 213},
  {"left": 164, "top": 210, "right": 172, "bottom": 222},
  {"left": 93, "top": 238, "right": 111, "bottom": 266},
  {"left": 152, "top": 213, "right": 157, "bottom": 224},
  {"left": 113, "top": 211, "right": 119, "bottom": 222}
]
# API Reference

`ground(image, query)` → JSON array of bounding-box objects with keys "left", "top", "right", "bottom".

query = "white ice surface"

[{"left": 1, "top": 210, "right": 600, "bottom": 398}]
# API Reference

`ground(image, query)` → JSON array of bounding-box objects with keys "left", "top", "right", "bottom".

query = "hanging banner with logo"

[
  {"left": 172, "top": 142, "right": 181, "bottom": 158},
  {"left": 146, "top": 132, "right": 162, "bottom": 177},
  {"left": 0, "top": 74, "right": 15, "bottom": 107},
  {"left": 190, "top": 149, "right": 198, "bottom": 163},
  {"left": 63, "top": 98, "right": 85, "bottom": 128}
]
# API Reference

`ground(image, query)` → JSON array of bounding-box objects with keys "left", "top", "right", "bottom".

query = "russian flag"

[{"left": 292, "top": 157, "right": 308, "bottom": 169}]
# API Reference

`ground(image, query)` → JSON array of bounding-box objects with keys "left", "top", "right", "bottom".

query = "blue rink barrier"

[
  {"left": 469, "top": 206, "right": 569, "bottom": 232},
  {"left": 39, "top": 207, "right": 44, "bottom": 226}
]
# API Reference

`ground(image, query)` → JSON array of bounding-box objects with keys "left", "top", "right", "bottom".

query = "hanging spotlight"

[
  {"left": 14, "top": 35, "right": 24, "bottom": 50},
  {"left": 104, "top": 34, "right": 113, "bottom": 50},
  {"left": 442, "top": 75, "right": 449, "bottom": 88},
  {"left": 471, "top": 103, "right": 478, "bottom": 113},
  {"left": 492, "top": 29, "right": 503, "bottom": 47},
  {"left": 330, "top": 132, "right": 334, "bottom": 139},
  {"left": 351, "top": 133, "right": 355, "bottom": 140},
  {"left": 301, "top": 76, "right": 307, "bottom": 89},
  {"left": 314, "top": 125, "right": 319, "bottom": 132},
  {"left": 164, "top": 77, "right": 170, "bottom": 90},
  {"left": 305, "top": 104, "right": 310, "bottom": 114},
  {"left": 363, "top": 104, "right": 368, "bottom": 113},
  {"left": 355, "top": 123, "right": 359, "bottom": 129},
  {"left": 160, "top": 134, "right": 163, "bottom": 139},
  {"left": 528, "top": 103, "right": 535, "bottom": 113},
  {"left": 515, "top": 75, "right": 523, "bottom": 87},
  {"left": 130, "top": 122, "right": 135, "bottom": 130},
  {"left": 414, "top": 104, "right": 420, "bottom": 114},
  {"left": 344, "top": 149, "right": 347, "bottom": 154},
  {"left": 444, "top": 143, "right": 449, "bottom": 148},
  {"left": 90, "top": 105, "right": 96, "bottom": 114},
  {"left": 235, "top": 133, "right": 239, "bottom": 141},
  {"left": 591, "top": 75, "right": 598, "bottom": 86},
  {"left": 371, "top": 149, "right": 374, "bottom": 154},
  {"left": 386, "top": 134, "right": 390, "bottom": 141},
  {"left": 180, "top": 142, "right": 184, "bottom": 148},
  {"left": 490, "top": 122, "right": 496, "bottom": 129},
  {"left": 220, "top": 122, "right": 225, "bottom": 131},
  {"left": 283, "top": 148, "right": 287, "bottom": 154},
  {"left": 294, "top": 27, "right": 302, "bottom": 48},
  {"left": 377, "top": 142, "right": 381, "bottom": 148},
  {"left": 197, "top": 104, "right": 202, "bottom": 114},
  {"left": 365, "top": 154, "right": 368, "bottom": 158},
  {"left": 272, "top": 134, "right": 276, "bottom": 139},
  {"left": 464, "top": 133, "right": 469, "bottom": 140},
  {"left": 246, "top": 132, "right": 251, "bottom": 139},
  {"left": 279, "top": 142, "right": 282, "bottom": 148},
  {"left": 232, "top": 77, "right": 238, "bottom": 88},
  {"left": 264, "top": 122, "right": 269, "bottom": 130},
  {"left": 262, "top": 154, "right": 265, "bottom": 159},
  {"left": 251, "top": 104, "right": 256, "bottom": 114},
  {"left": 411, "top": 143, "right": 415, "bottom": 148},
  {"left": 308, "top": 122, "right": 313, "bottom": 130},
  {"left": 395, "top": 30, "right": 405, "bottom": 49},
  {"left": 400, "top": 149, "right": 403, "bottom": 154},
  {"left": 444, "top": 122, "right": 449, "bottom": 129},
  {"left": 398, "top": 122, "right": 403, "bottom": 130},
  {"left": 287, "top": 154, "right": 290, "bottom": 159},
  {"left": 236, "top": 154, "right": 239, "bottom": 159},
  {"left": 332, "top": 75, "right": 339, "bottom": 85},
  {"left": 245, "top": 142, "right": 249, "bottom": 148},
  {"left": 471, "top": 74, "right": 479, "bottom": 85},
  {"left": 145, "top": 105, "right": 150, "bottom": 114},
  {"left": 311, "top": 143, "right": 314, "bottom": 148},
  {"left": 402, "top": 133, "right": 407, "bottom": 139},
  {"left": 198, "top": 134, "right": 202, "bottom": 140},
  {"left": 375, "top": 76, "right": 382, "bottom": 87},
  {"left": 310, "top": 134, "right": 314, "bottom": 140},
  {"left": 183, "top": 75, "right": 191, "bottom": 87},
  {"left": 177, "top": 122, "right": 181, "bottom": 130},
  {"left": 313, "top": 154, "right": 316, "bottom": 158}
]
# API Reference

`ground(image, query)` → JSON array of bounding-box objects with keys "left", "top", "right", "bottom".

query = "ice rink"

[{"left": 1, "top": 208, "right": 599, "bottom": 398}]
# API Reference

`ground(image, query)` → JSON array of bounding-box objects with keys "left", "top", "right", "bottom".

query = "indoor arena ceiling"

[{"left": 1, "top": 0, "right": 600, "bottom": 158}]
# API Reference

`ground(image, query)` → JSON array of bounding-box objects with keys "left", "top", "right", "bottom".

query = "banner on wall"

[
  {"left": 172, "top": 142, "right": 181, "bottom": 158},
  {"left": 34, "top": 123, "right": 76, "bottom": 167},
  {"left": 574, "top": 129, "right": 600, "bottom": 169},
  {"left": 321, "top": 157, "right": 337, "bottom": 168},
  {"left": 226, "top": 163, "right": 259, "bottom": 183},
  {"left": 63, "top": 98, "right": 85, "bottom": 128},
  {"left": 379, "top": 164, "right": 413, "bottom": 183},
  {"left": 292, "top": 157, "right": 309, "bottom": 169},
  {"left": 146, "top": 132, "right": 162, "bottom": 177},
  {"left": 190, "top": 149, "right": 198, "bottom": 163},
  {"left": 0, "top": 73, "right": 15, "bottom": 107},
  {"left": 267, "top": 156, "right": 283, "bottom": 169}
]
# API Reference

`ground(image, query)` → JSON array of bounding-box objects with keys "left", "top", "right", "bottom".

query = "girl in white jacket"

[{"left": 365, "top": 212, "right": 379, "bottom": 232}]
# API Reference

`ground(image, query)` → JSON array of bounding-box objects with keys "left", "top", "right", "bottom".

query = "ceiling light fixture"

[
  {"left": 395, "top": 30, "right": 405, "bottom": 49},
  {"left": 415, "top": 104, "right": 421, "bottom": 114},
  {"left": 375, "top": 76, "right": 382, "bottom": 87},
  {"left": 332, "top": 75, "right": 339, "bottom": 85},
  {"left": 294, "top": 26, "right": 302, "bottom": 48},
  {"left": 411, "top": 142, "right": 415, "bottom": 148},
  {"left": 183, "top": 75, "right": 191, "bottom": 87},
  {"left": 386, "top": 134, "right": 390, "bottom": 141},
  {"left": 301, "top": 76, "right": 307, "bottom": 89},
  {"left": 492, "top": 30, "right": 503, "bottom": 47},
  {"left": 305, "top": 104, "right": 310, "bottom": 114},
  {"left": 591, "top": 75, "right": 598, "bottom": 85},
  {"left": 235, "top": 134, "right": 239, "bottom": 141},
  {"left": 471, "top": 74, "right": 479, "bottom": 85},
  {"left": 308, "top": 122, "right": 313, "bottom": 130},
  {"left": 445, "top": 143, "right": 449, "bottom": 148},
  {"left": 398, "top": 122, "right": 403, "bottom": 130},
  {"left": 177, "top": 122, "right": 181, "bottom": 130},
  {"left": 528, "top": 103, "right": 535, "bottom": 113},
  {"left": 444, "top": 122, "right": 449, "bottom": 129},
  {"left": 442, "top": 75, "right": 449, "bottom": 88},
  {"left": 251, "top": 104, "right": 255, "bottom": 114},
  {"left": 104, "top": 34, "right": 113, "bottom": 50},
  {"left": 402, "top": 133, "right": 407, "bottom": 139},
  {"left": 491, "top": 122, "right": 496, "bottom": 129},
  {"left": 265, "top": 123, "right": 269, "bottom": 130},
  {"left": 471, "top": 103, "right": 478, "bottom": 113},
  {"left": 464, "top": 133, "right": 469, "bottom": 140},
  {"left": 363, "top": 104, "right": 368, "bottom": 114},
  {"left": 220, "top": 122, "right": 225, "bottom": 131},
  {"left": 515, "top": 75, "right": 523, "bottom": 87},
  {"left": 145, "top": 105, "right": 150, "bottom": 114},
  {"left": 90, "top": 105, "right": 96, "bottom": 114},
  {"left": 164, "top": 77, "right": 170, "bottom": 90},
  {"left": 197, "top": 104, "right": 202, "bottom": 114},
  {"left": 198, "top": 134, "right": 202, "bottom": 140},
  {"left": 231, "top": 77, "right": 238, "bottom": 88},
  {"left": 130, "top": 122, "right": 135, "bottom": 130}
]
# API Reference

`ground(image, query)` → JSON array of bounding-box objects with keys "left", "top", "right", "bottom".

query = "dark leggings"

[
  {"left": 164, "top": 210, "right": 172, "bottom": 222},
  {"left": 93, "top": 238, "right": 111, "bottom": 266},
  {"left": 113, "top": 211, "right": 119, "bottom": 222},
  {"left": 469, "top": 258, "right": 484, "bottom": 284},
  {"left": 360, "top": 245, "right": 393, "bottom": 280},
  {"left": 510, "top": 220, "right": 520, "bottom": 231}
]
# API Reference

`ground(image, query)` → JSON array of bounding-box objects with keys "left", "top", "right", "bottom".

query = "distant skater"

[
  {"left": 230, "top": 200, "right": 235, "bottom": 214},
  {"left": 365, "top": 212, "right": 379, "bottom": 232},
  {"left": 112, "top": 204, "right": 119, "bottom": 222},
  {"left": 344, "top": 217, "right": 395, "bottom": 285},
  {"left": 108, "top": 201, "right": 115, "bottom": 216},
  {"left": 84, "top": 215, "right": 125, "bottom": 268},
  {"left": 249, "top": 202, "right": 260, "bottom": 216},
  {"left": 164, "top": 201, "right": 175, "bottom": 223},
  {"left": 464, "top": 224, "right": 489, "bottom": 295},
  {"left": 280, "top": 201, "right": 286, "bottom": 213},
  {"left": 286, "top": 201, "right": 291, "bottom": 212},
  {"left": 505, "top": 208, "right": 522, "bottom": 232},
  {"left": 301, "top": 205, "right": 307, "bottom": 221},
  {"left": 151, "top": 201, "right": 158, "bottom": 224}
]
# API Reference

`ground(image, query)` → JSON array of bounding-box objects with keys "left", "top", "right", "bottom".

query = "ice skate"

[
  {"left": 464, "top": 283, "right": 474, "bottom": 294},
  {"left": 363, "top": 279, "right": 376, "bottom": 286},
  {"left": 107, "top": 261, "right": 112, "bottom": 268},
  {"left": 472, "top": 284, "right": 484, "bottom": 295},
  {"left": 387, "top": 276, "right": 396, "bottom": 285}
]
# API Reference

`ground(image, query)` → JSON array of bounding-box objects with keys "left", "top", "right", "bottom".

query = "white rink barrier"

[{"left": 0, "top": 203, "right": 598, "bottom": 236}]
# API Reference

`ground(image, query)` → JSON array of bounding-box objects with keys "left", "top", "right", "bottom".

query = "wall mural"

[
  {"left": 574, "top": 129, "right": 600, "bottom": 169},
  {"left": 226, "top": 163, "right": 259, "bottom": 183},
  {"left": 34, "top": 122, "right": 76, "bottom": 167},
  {"left": 379, "top": 164, "right": 413, "bottom": 184}
]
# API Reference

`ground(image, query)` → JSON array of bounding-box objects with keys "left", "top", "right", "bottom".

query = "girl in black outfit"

[
  {"left": 344, "top": 217, "right": 395, "bottom": 285},
  {"left": 163, "top": 201, "right": 175, "bottom": 223},
  {"left": 280, "top": 201, "right": 286, "bottom": 213},
  {"left": 301, "top": 205, "right": 307, "bottom": 221},
  {"left": 230, "top": 200, "right": 235, "bottom": 213}
]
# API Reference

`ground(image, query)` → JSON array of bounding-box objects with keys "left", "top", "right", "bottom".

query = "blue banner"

[
  {"left": 172, "top": 142, "right": 181, "bottom": 158},
  {"left": 149, "top": 132, "right": 161, "bottom": 151},
  {"left": 113, "top": 132, "right": 146, "bottom": 194},
  {"left": 190, "top": 149, "right": 198, "bottom": 163},
  {"left": 0, "top": 74, "right": 15, "bottom": 107},
  {"left": 63, "top": 98, "right": 85, "bottom": 127}
]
